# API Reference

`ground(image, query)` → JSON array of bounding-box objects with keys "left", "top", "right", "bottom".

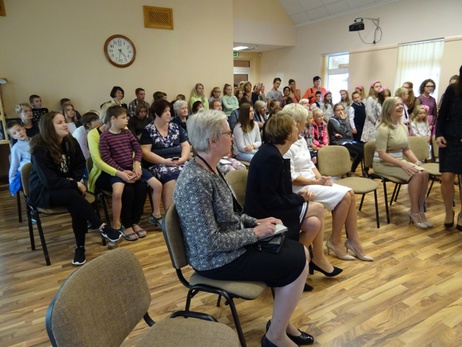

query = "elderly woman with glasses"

[{"left": 174, "top": 109, "right": 314, "bottom": 347}]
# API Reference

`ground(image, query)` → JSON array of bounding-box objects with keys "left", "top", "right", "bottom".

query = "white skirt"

[{"left": 294, "top": 183, "right": 351, "bottom": 212}]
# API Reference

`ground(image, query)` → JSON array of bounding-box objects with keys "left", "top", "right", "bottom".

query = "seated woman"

[
  {"left": 128, "top": 104, "right": 153, "bottom": 138},
  {"left": 174, "top": 109, "right": 313, "bottom": 347},
  {"left": 30, "top": 112, "right": 121, "bottom": 265},
  {"left": 171, "top": 100, "right": 189, "bottom": 139},
  {"left": 140, "top": 99, "right": 190, "bottom": 212},
  {"left": 283, "top": 104, "right": 373, "bottom": 261},
  {"left": 232, "top": 103, "right": 261, "bottom": 162},
  {"left": 373, "top": 97, "right": 431, "bottom": 229},
  {"left": 328, "top": 103, "right": 364, "bottom": 174},
  {"left": 245, "top": 111, "right": 342, "bottom": 287}
]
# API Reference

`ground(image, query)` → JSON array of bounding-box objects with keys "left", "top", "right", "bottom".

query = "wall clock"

[{"left": 104, "top": 34, "right": 136, "bottom": 68}]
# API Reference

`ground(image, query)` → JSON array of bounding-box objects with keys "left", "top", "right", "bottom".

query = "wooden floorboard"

[{"left": 0, "top": 178, "right": 461, "bottom": 347}]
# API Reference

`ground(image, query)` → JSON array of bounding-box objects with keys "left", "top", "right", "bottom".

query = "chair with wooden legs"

[
  {"left": 317, "top": 145, "right": 381, "bottom": 227},
  {"left": 163, "top": 203, "right": 267, "bottom": 347},
  {"left": 46, "top": 248, "right": 239, "bottom": 347},
  {"left": 21, "top": 163, "right": 98, "bottom": 266}
]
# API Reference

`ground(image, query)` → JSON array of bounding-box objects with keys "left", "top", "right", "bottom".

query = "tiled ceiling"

[{"left": 278, "top": 0, "right": 400, "bottom": 26}]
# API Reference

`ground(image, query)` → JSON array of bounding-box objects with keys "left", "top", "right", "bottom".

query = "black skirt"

[
  {"left": 439, "top": 137, "right": 462, "bottom": 174},
  {"left": 196, "top": 239, "right": 306, "bottom": 288}
]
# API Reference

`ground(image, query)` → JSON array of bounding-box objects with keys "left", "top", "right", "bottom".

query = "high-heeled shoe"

[
  {"left": 419, "top": 212, "right": 433, "bottom": 228},
  {"left": 309, "top": 261, "right": 343, "bottom": 277},
  {"left": 444, "top": 211, "right": 455, "bottom": 228},
  {"left": 261, "top": 335, "right": 278, "bottom": 347},
  {"left": 303, "top": 283, "right": 313, "bottom": 292},
  {"left": 344, "top": 240, "right": 374, "bottom": 262},
  {"left": 457, "top": 213, "right": 462, "bottom": 231},
  {"left": 326, "top": 240, "right": 355, "bottom": 260},
  {"left": 408, "top": 211, "right": 428, "bottom": 229}
]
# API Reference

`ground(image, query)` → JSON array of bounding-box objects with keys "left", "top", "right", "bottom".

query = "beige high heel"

[
  {"left": 345, "top": 240, "right": 374, "bottom": 262},
  {"left": 409, "top": 211, "right": 428, "bottom": 229},
  {"left": 419, "top": 212, "right": 433, "bottom": 228},
  {"left": 326, "top": 240, "right": 355, "bottom": 260}
]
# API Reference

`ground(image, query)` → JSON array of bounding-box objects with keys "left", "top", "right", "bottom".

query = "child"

[
  {"left": 208, "top": 86, "right": 222, "bottom": 103},
  {"left": 311, "top": 91, "right": 323, "bottom": 110},
  {"left": 62, "top": 102, "right": 80, "bottom": 134},
  {"left": 265, "top": 77, "right": 283, "bottom": 106},
  {"left": 355, "top": 85, "right": 367, "bottom": 102},
  {"left": 222, "top": 83, "right": 239, "bottom": 117},
  {"left": 29, "top": 94, "right": 49, "bottom": 124},
  {"left": 7, "top": 121, "right": 31, "bottom": 196},
  {"left": 349, "top": 91, "right": 366, "bottom": 142},
  {"left": 410, "top": 105, "right": 431, "bottom": 143},
  {"left": 340, "top": 90, "right": 351, "bottom": 110},
  {"left": 322, "top": 91, "right": 334, "bottom": 122},
  {"left": 361, "top": 80, "right": 382, "bottom": 143},
  {"left": 100, "top": 106, "right": 163, "bottom": 240},
  {"left": 311, "top": 108, "right": 329, "bottom": 150},
  {"left": 302, "top": 111, "right": 318, "bottom": 163}
]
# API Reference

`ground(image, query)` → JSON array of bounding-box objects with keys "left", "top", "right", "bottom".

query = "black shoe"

[
  {"left": 457, "top": 213, "right": 462, "bottom": 231},
  {"left": 99, "top": 224, "right": 122, "bottom": 243},
  {"left": 261, "top": 335, "right": 277, "bottom": 347},
  {"left": 72, "top": 246, "right": 86, "bottom": 266},
  {"left": 309, "top": 261, "right": 342, "bottom": 277},
  {"left": 304, "top": 283, "right": 313, "bottom": 292},
  {"left": 266, "top": 320, "right": 314, "bottom": 345},
  {"left": 444, "top": 211, "right": 455, "bottom": 228}
]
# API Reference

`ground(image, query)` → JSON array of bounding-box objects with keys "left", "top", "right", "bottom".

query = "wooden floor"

[{"left": 1, "top": 179, "right": 462, "bottom": 347}]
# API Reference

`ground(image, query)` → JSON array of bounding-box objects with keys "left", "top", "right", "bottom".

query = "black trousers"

[
  {"left": 49, "top": 188, "right": 101, "bottom": 247},
  {"left": 343, "top": 142, "right": 364, "bottom": 172}
]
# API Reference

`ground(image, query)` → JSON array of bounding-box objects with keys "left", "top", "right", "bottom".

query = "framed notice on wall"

[{"left": 0, "top": 0, "right": 5, "bottom": 16}]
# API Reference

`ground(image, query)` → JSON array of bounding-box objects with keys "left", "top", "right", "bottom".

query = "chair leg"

[
  {"left": 374, "top": 189, "right": 380, "bottom": 228},
  {"left": 382, "top": 180, "right": 390, "bottom": 224},
  {"left": 100, "top": 194, "right": 111, "bottom": 226},
  {"left": 34, "top": 211, "right": 51, "bottom": 266},
  {"left": 17, "top": 193, "right": 22, "bottom": 223},
  {"left": 359, "top": 194, "right": 365, "bottom": 211},
  {"left": 426, "top": 178, "right": 435, "bottom": 197},
  {"left": 224, "top": 294, "right": 247, "bottom": 347},
  {"left": 394, "top": 184, "right": 401, "bottom": 202},
  {"left": 26, "top": 205, "right": 35, "bottom": 250}
]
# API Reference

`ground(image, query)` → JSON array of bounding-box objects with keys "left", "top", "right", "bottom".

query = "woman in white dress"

[{"left": 283, "top": 103, "right": 373, "bottom": 262}]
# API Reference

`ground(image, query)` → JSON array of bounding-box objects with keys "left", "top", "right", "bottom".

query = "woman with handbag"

[{"left": 174, "top": 109, "right": 314, "bottom": 347}]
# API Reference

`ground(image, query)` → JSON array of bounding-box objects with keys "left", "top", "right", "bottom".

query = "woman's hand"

[
  {"left": 401, "top": 162, "right": 419, "bottom": 176},
  {"left": 335, "top": 133, "right": 343, "bottom": 138},
  {"left": 76, "top": 181, "right": 87, "bottom": 196},
  {"left": 244, "top": 145, "right": 255, "bottom": 152},
  {"left": 256, "top": 217, "right": 282, "bottom": 225},
  {"left": 436, "top": 136, "right": 447, "bottom": 148},
  {"left": 299, "top": 188, "right": 314, "bottom": 201},
  {"left": 164, "top": 158, "right": 180, "bottom": 167},
  {"left": 254, "top": 221, "right": 276, "bottom": 239},
  {"left": 318, "top": 176, "right": 333, "bottom": 186}
]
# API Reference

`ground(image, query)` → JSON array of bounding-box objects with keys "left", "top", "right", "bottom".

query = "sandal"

[
  {"left": 132, "top": 224, "right": 147, "bottom": 238},
  {"left": 121, "top": 228, "right": 138, "bottom": 241}
]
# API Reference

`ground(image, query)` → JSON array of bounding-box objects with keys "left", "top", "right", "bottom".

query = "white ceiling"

[{"left": 278, "top": 0, "right": 400, "bottom": 27}]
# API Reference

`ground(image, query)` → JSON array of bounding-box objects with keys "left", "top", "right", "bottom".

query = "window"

[
  {"left": 324, "top": 52, "right": 349, "bottom": 103},
  {"left": 395, "top": 39, "right": 444, "bottom": 97}
]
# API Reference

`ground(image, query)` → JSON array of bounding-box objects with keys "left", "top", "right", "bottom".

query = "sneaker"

[
  {"left": 72, "top": 246, "right": 86, "bottom": 266},
  {"left": 147, "top": 214, "right": 163, "bottom": 228},
  {"left": 99, "top": 224, "right": 122, "bottom": 243}
]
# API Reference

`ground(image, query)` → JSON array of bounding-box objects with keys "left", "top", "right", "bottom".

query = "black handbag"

[{"left": 254, "top": 233, "right": 285, "bottom": 254}]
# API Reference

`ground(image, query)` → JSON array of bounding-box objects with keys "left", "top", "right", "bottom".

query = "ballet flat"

[
  {"left": 326, "top": 240, "right": 355, "bottom": 260},
  {"left": 408, "top": 212, "right": 427, "bottom": 229},
  {"left": 266, "top": 320, "right": 315, "bottom": 345},
  {"left": 308, "top": 261, "right": 343, "bottom": 277},
  {"left": 261, "top": 335, "right": 278, "bottom": 347},
  {"left": 344, "top": 239, "right": 374, "bottom": 262},
  {"left": 444, "top": 211, "right": 454, "bottom": 228}
]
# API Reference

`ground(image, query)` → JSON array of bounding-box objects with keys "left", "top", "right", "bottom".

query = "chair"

[
  {"left": 318, "top": 145, "right": 381, "bottom": 228},
  {"left": 420, "top": 136, "right": 441, "bottom": 197},
  {"left": 46, "top": 248, "right": 239, "bottom": 347},
  {"left": 363, "top": 141, "right": 408, "bottom": 224},
  {"left": 9, "top": 154, "right": 23, "bottom": 222},
  {"left": 163, "top": 203, "right": 267, "bottom": 347},
  {"left": 21, "top": 163, "right": 97, "bottom": 266},
  {"left": 225, "top": 169, "right": 248, "bottom": 207}
]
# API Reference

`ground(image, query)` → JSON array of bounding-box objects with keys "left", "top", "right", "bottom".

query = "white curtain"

[{"left": 395, "top": 39, "right": 444, "bottom": 97}]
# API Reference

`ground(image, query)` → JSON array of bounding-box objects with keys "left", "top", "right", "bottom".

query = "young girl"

[
  {"left": 410, "top": 105, "right": 431, "bottom": 143},
  {"left": 62, "top": 102, "right": 80, "bottom": 134},
  {"left": 302, "top": 111, "right": 318, "bottom": 163},
  {"left": 281, "top": 86, "right": 294, "bottom": 107},
  {"left": 222, "top": 83, "right": 239, "bottom": 116},
  {"left": 322, "top": 91, "right": 334, "bottom": 122},
  {"left": 361, "top": 80, "right": 382, "bottom": 142},
  {"left": 232, "top": 103, "right": 261, "bottom": 162},
  {"left": 29, "top": 112, "right": 121, "bottom": 265},
  {"left": 100, "top": 105, "right": 163, "bottom": 240},
  {"left": 208, "top": 86, "right": 222, "bottom": 103},
  {"left": 72, "top": 111, "right": 101, "bottom": 160},
  {"left": 355, "top": 85, "right": 367, "bottom": 103},
  {"left": 235, "top": 88, "right": 245, "bottom": 104},
  {"left": 339, "top": 90, "right": 351, "bottom": 110},
  {"left": 188, "top": 83, "right": 208, "bottom": 112}
]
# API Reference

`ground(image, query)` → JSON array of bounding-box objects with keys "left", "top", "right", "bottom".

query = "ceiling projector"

[{"left": 349, "top": 21, "right": 364, "bottom": 31}]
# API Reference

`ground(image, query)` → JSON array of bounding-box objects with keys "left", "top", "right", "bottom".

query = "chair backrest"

[
  {"left": 363, "top": 141, "right": 376, "bottom": 170},
  {"left": 163, "top": 203, "right": 189, "bottom": 270},
  {"left": 317, "top": 145, "right": 350, "bottom": 176},
  {"left": 46, "top": 248, "right": 151, "bottom": 347},
  {"left": 408, "top": 136, "right": 429, "bottom": 161},
  {"left": 21, "top": 162, "right": 33, "bottom": 197},
  {"left": 431, "top": 135, "right": 439, "bottom": 159},
  {"left": 225, "top": 169, "right": 248, "bottom": 207}
]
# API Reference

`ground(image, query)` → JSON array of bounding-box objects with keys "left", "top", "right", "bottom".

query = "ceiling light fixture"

[
  {"left": 233, "top": 45, "right": 256, "bottom": 51},
  {"left": 349, "top": 17, "right": 382, "bottom": 44}
]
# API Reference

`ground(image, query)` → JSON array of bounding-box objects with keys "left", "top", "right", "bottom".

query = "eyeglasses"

[{"left": 221, "top": 131, "right": 233, "bottom": 137}]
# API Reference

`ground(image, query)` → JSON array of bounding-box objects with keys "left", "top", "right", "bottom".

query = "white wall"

[
  {"left": 260, "top": 0, "right": 462, "bottom": 98},
  {"left": 0, "top": 0, "right": 233, "bottom": 117}
]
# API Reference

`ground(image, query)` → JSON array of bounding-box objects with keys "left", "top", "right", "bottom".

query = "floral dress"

[{"left": 140, "top": 122, "right": 187, "bottom": 183}]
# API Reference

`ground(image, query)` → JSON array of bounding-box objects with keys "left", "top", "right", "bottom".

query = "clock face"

[{"left": 104, "top": 35, "right": 136, "bottom": 68}]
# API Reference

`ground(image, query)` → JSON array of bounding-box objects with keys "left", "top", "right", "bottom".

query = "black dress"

[{"left": 436, "top": 84, "right": 462, "bottom": 174}]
